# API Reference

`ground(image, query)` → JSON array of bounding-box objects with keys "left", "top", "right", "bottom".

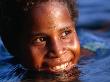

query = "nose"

[{"left": 47, "top": 36, "right": 64, "bottom": 58}]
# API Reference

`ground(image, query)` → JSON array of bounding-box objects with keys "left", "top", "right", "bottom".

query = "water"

[
  {"left": 78, "top": 29, "right": 110, "bottom": 82},
  {"left": 0, "top": 0, "right": 110, "bottom": 82},
  {"left": 77, "top": 0, "right": 110, "bottom": 28},
  {"left": 77, "top": 0, "right": 110, "bottom": 81}
]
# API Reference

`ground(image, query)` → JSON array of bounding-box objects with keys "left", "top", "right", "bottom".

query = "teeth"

[
  {"left": 51, "top": 62, "right": 69, "bottom": 71},
  {"left": 55, "top": 66, "right": 60, "bottom": 70}
]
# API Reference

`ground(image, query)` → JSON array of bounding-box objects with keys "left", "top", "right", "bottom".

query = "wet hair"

[
  {"left": 0, "top": 0, "right": 78, "bottom": 58},
  {"left": 20, "top": 0, "right": 78, "bottom": 20}
]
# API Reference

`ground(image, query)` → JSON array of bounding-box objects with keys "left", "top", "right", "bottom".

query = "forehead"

[
  {"left": 31, "top": 1, "right": 74, "bottom": 31},
  {"left": 32, "top": 1, "right": 69, "bottom": 15}
]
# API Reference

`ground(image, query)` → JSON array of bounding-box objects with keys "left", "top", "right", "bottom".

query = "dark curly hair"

[{"left": 0, "top": 0, "right": 78, "bottom": 58}]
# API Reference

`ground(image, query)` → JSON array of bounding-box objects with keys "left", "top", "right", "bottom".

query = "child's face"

[{"left": 21, "top": 2, "right": 80, "bottom": 74}]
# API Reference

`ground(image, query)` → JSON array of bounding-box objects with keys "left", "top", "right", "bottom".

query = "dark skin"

[{"left": 19, "top": 2, "right": 80, "bottom": 74}]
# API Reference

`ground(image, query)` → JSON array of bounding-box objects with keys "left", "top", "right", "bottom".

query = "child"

[{"left": 0, "top": 0, "right": 80, "bottom": 81}]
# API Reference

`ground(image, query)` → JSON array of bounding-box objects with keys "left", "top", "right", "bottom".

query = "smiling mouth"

[{"left": 46, "top": 61, "right": 74, "bottom": 73}]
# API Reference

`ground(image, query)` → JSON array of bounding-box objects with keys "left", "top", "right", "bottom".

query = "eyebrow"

[
  {"left": 58, "top": 26, "right": 73, "bottom": 33},
  {"left": 31, "top": 25, "right": 74, "bottom": 36},
  {"left": 31, "top": 32, "right": 46, "bottom": 36}
]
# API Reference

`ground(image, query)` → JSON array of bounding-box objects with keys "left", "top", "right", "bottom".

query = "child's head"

[{"left": 0, "top": 0, "right": 80, "bottom": 74}]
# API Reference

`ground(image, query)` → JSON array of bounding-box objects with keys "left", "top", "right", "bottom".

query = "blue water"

[
  {"left": 0, "top": 0, "right": 110, "bottom": 82},
  {"left": 77, "top": 0, "right": 110, "bottom": 81},
  {"left": 78, "top": 29, "right": 110, "bottom": 82},
  {"left": 77, "top": 0, "right": 110, "bottom": 27}
]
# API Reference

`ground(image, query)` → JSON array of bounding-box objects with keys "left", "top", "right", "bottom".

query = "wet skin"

[{"left": 21, "top": 2, "right": 80, "bottom": 74}]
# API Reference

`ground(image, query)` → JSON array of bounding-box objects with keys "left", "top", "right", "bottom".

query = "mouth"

[
  {"left": 38, "top": 53, "right": 76, "bottom": 74},
  {"left": 45, "top": 60, "right": 74, "bottom": 73}
]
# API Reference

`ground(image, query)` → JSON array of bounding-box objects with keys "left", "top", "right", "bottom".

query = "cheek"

[
  {"left": 64, "top": 34, "right": 80, "bottom": 56},
  {"left": 69, "top": 33, "right": 80, "bottom": 50},
  {"left": 29, "top": 46, "right": 47, "bottom": 60},
  {"left": 28, "top": 46, "right": 47, "bottom": 68},
  {"left": 30, "top": 45, "right": 48, "bottom": 55},
  {"left": 64, "top": 37, "right": 80, "bottom": 64},
  {"left": 63, "top": 35, "right": 76, "bottom": 48},
  {"left": 68, "top": 34, "right": 80, "bottom": 64}
]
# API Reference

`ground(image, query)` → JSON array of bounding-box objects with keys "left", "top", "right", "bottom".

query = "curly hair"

[{"left": 0, "top": 0, "right": 78, "bottom": 58}]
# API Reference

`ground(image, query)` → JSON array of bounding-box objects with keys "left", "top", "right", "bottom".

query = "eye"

[
  {"left": 61, "top": 30, "right": 72, "bottom": 39},
  {"left": 32, "top": 36, "right": 47, "bottom": 45}
]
